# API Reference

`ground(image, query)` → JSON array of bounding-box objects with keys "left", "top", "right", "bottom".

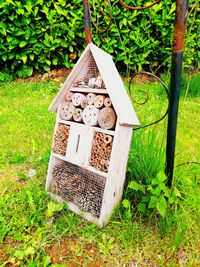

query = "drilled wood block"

[
  {"left": 59, "top": 102, "right": 75, "bottom": 121},
  {"left": 94, "top": 95, "right": 106, "bottom": 109},
  {"left": 82, "top": 105, "right": 99, "bottom": 126},
  {"left": 73, "top": 108, "right": 83, "bottom": 122},
  {"left": 87, "top": 93, "right": 96, "bottom": 105},
  {"left": 72, "top": 93, "right": 85, "bottom": 107},
  {"left": 104, "top": 97, "right": 112, "bottom": 107},
  {"left": 98, "top": 107, "right": 116, "bottom": 130},
  {"left": 65, "top": 91, "right": 74, "bottom": 102}
]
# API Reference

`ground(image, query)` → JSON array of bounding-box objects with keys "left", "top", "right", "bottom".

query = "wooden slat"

[
  {"left": 70, "top": 87, "right": 107, "bottom": 94},
  {"left": 57, "top": 118, "right": 115, "bottom": 135},
  {"left": 90, "top": 43, "right": 140, "bottom": 126},
  {"left": 100, "top": 122, "right": 133, "bottom": 224},
  {"left": 50, "top": 192, "right": 103, "bottom": 227},
  {"left": 66, "top": 124, "right": 89, "bottom": 165},
  {"left": 92, "top": 126, "right": 115, "bottom": 136},
  {"left": 86, "top": 165, "right": 108, "bottom": 177}
]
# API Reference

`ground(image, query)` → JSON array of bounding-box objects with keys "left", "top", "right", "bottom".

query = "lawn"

[{"left": 0, "top": 76, "right": 199, "bottom": 266}]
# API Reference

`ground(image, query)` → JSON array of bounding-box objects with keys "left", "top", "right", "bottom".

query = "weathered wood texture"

[
  {"left": 49, "top": 43, "right": 139, "bottom": 127},
  {"left": 47, "top": 43, "right": 138, "bottom": 226},
  {"left": 100, "top": 124, "right": 133, "bottom": 225}
]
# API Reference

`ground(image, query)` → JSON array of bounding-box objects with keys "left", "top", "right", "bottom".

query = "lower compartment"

[{"left": 47, "top": 158, "right": 106, "bottom": 218}]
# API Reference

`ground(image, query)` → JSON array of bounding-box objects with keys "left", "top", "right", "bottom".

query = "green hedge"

[{"left": 0, "top": 0, "right": 199, "bottom": 80}]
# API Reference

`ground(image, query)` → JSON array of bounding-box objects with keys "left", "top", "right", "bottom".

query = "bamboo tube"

[
  {"left": 104, "top": 97, "right": 112, "bottom": 107},
  {"left": 98, "top": 107, "right": 116, "bottom": 129},
  {"left": 73, "top": 108, "right": 83, "bottom": 122},
  {"left": 100, "top": 159, "right": 106, "bottom": 165},
  {"left": 103, "top": 134, "right": 113, "bottom": 144},
  {"left": 72, "top": 93, "right": 85, "bottom": 107},
  {"left": 59, "top": 102, "right": 75, "bottom": 120},
  {"left": 103, "top": 154, "right": 109, "bottom": 160},
  {"left": 93, "top": 140, "right": 98, "bottom": 147},
  {"left": 87, "top": 93, "right": 96, "bottom": 105},
  {"left": 104, "top": 160, "right": 109, "bottom": 166},
  {"left": 96, "top": 165, "right": 102, "bottom": 171},
  {"left": 65, "top": 91, "right": 74, "bottom": 102},
  {"left": 102, "top": 147, "right": 107, "bottom": 153},
  {"left": 102, "top": 142, "right": 108, "bottom": 147},
  {"left": 94, "top": 95, "right": 106, "bottom": 108},
  {"left": 107, "top": 146, "right": 112, "bottom": 153},
  {"left": 102, "top": 165, "right": 108, "bottom": 172},
  {"left": 98, "top": 137, "right": 104, "bottom": 144},
  {"left": 90, "top": 158, "right": 95, "bottom": 165},
  {"left": 95, "top": 132, "right": 101, "bottom": 138},
  {"left": 82, "top": 105, "right": 99, "bottom": 126}
]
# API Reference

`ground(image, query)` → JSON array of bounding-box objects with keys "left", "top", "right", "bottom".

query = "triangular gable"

[
  {"left": 90, "top": 44, "right": 139, "bottom": 126},
  {"left": 49, "top": 44, "right": 91, "bottom": 112},
  {"left": 49, "top": 43, "right": 140, "bottom": 126}
]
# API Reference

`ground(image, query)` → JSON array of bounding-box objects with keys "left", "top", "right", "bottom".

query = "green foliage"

[
  {"left": 0, "top": 0, "right": 199, "bottom": 78},
  {"left": 45, "top": 201, "right": 65, "bottom": 218},
  {"left": 0, "top": 0, "right": 83, "bottom": 77},
  {"left": 122, "top": 172, "right": 181, "bottom": 218},
  {"left": 181, "top": 73, "right": 200, "bottom": 98}
]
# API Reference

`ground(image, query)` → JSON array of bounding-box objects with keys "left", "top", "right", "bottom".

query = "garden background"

[
  {"left": 0, "top": 0, "right": 199, "bottom": 266},
  {"left": 0, "top": 0, "right": 199, "bottom": 80}
]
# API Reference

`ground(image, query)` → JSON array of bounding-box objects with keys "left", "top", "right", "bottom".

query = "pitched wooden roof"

[{"left": 49, "top": 43, "right": 140, "bottom": 126}]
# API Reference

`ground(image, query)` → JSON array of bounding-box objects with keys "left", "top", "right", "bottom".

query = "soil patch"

[{"left": 47, "top": 237, "right": 106, "bottom": 266}]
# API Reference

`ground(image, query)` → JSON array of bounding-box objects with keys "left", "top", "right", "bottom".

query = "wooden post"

[{"left": 84, "top": 0, "right": 92, "bottom": 44}]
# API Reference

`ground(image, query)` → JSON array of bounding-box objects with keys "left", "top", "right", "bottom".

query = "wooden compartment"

[
  {"left": 89, "top": 131, "right": 113, "bottom": 173},
  {"left": 47, "top": 43, "right": 140, "bottom": 226},
  {"left": 52, "top": 123, "right": 70, "bottom": 156},
  {"left": 47, "top": 158, "right": 106, "bottom": 218}
]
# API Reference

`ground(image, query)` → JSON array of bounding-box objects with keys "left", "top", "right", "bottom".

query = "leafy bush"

[
  {"left": 122, "top": 171, "right": 181, "bottom": 218},
  {"left": 0, "top": 0, "right": 199, "bottom": 78}
]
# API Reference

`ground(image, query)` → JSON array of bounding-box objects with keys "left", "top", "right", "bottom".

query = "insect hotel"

[{"left": 46, "top": 43, "right": 139, "bottom": 227}]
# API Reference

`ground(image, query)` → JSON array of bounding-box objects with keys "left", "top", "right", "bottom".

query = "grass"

[{"left": 0, "top": 76, "right": 199, "bottom": 266}]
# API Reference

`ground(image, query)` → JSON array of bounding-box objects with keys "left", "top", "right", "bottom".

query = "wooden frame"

[{"left": 46, "top": 43, "right": 139, "bottom": 227}]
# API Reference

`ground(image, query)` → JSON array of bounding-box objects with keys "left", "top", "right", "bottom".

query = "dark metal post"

[
  {"left": 166, "top": 0, "right": 189, "bottom": 187},
  {"left": 84, "top": 0, "right": 92, "bottom": 44}
]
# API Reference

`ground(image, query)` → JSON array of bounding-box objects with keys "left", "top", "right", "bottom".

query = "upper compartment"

[
  {"left": 70, "top": 53, "right": 106, "bottom": 91},
  {"left": 49, "top": 43, "right": 140, "bottom": 127}
]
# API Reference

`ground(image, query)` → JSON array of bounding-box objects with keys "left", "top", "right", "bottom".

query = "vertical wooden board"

[
  {"left": 66, "top": 124, "right": 90, "bottom": 165},
  {"left": 83, "top": 127, "right": 95, "bottom": 167},
  {"left": 46, "top": 154, "right": 59, "bottom": 190},
  {"left": 100, "top": 123, "right": 133, "bottom": 224}
]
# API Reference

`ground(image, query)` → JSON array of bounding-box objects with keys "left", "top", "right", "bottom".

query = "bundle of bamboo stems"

[
  {"left": 52, "top": 123, "right": 70, "bottom": 156},
  {"left": 90, "top": 132, "right": 113, "bottom": 172}
]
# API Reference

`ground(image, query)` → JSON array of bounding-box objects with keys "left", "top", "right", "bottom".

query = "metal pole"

[
  {"left": 84, "top": 0, "right": 92, "bottom": 44},
  {"left": 166, "top": 0, "right": 189, "bottom": 187}
]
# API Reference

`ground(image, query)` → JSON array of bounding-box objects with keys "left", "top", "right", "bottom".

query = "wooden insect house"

[{"left": 46, "top": 43, "right": 140, "bottom": 227}]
